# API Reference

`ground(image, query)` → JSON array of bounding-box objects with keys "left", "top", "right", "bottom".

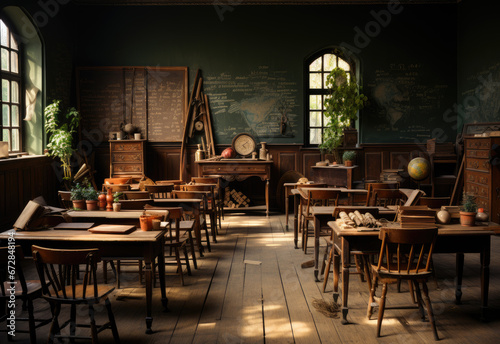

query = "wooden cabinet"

[
  {"left": 464, "top": 137, "right": 500, "bottom": 223},
  {"left": 109, "top": 140, "right": 145, "bottom": 178}
]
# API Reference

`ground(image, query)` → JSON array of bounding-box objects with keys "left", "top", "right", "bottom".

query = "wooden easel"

[{"left": 179, "top": 70, "right": 215, "bottom": 181}]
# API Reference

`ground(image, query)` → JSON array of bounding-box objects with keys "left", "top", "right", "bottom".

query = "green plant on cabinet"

[
  {"left": 82, "top": 184, "right": 99, "bottom": 201},
  {"left": 461, "top": 193, "right": 477, "bottom": 213},
  {"left": 342, "top": 150, "right": 356, "bottom": 163},
  {"left": 70, "top": 183, "right": 84, "bottom": 201}
]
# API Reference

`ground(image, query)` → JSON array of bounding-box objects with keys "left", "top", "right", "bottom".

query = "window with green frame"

[
  {"left": 1, "top": 18, "right": 21, "bottom": 152},
  {"left": 306, "top": 49, "right": 352, "bottom": 145}
]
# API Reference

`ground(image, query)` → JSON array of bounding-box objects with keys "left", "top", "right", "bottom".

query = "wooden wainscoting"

[{"left": 0, "top": 156, "right": 58, "bottom": 230}]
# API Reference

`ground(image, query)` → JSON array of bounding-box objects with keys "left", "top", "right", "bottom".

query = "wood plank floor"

[{"left": 5, "top": 212, "right": 500, "bottom": 343}]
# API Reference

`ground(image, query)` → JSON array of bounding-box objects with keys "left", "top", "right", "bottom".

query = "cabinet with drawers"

[
  {"left": 109, "top": 140, "right": 145, "bottom": 178},
  {"left": 464, "top": 137, "right": 500, "bottom": 223}
]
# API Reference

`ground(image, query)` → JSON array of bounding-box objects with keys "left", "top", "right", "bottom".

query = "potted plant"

[
  {"left": 342, "top": 150, "right": 356, "bottom": 167},
  {"left": 83, "top": 184, "right": 99, "bottom": 211},
  {"left": 460, "top": 193, "right": 477, "bottom": 226},
  {"left": 44, "top": 100, "right": 80, "bottom": 188},
  {"left": 70, "top": 183, "right": 85, "bottom": 210},
  {"left": 113, "top": 192, "right": 123, "bottom": 212},
  {"left": 319, "top": 67, "right": 367, "bottom": 163}
]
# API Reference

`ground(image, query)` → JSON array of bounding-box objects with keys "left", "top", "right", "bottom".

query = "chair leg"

[
  {"left": 409, "top": 280, "right": 416, "bottom": 304},
  {"left": 413, "top": 281, "right": 426, "bottom": 321},
  {"left": 376, "top": 283, "right": 388, "bottom": 337},
  {"left": 362, "top": 255, "right": 372, "bottom": 292},
  {"left": 70, "top": 304, "right": 77, "bottom": 343},
  {"left": 174, "top": 247, "right": 184, "bottom": 286},
  {"left": 354, "top": 255, "right": 365, "bottom": 282},
  {"left": 139, "top": 259, "right": 144, "bottom": 284},
  {"left": 367, "top": 276, "right": 378, "bottom": 320},
  {"left": 105, "top": 298, "right": 121, "bottom": 344},
  {"left": 422, "top": 281, "right": 439, "bottom": 341},
  {"left": 48, "top": 303, "right": 61, "bottom": 344},
  {"left": 182, "top": 244, "right": 192, "bottom": 276},
  {"left": 323, "top": 246, "right": 333, "bottom": 293},
  {"left": 27, "top": 298, "right": 37, "bottom": 344},
  {"left": 116, "top": 260, "right": 121, "bottom": 289},
  {"left": 204, "top": 221, "right": 211, "bottom": 252},
  {"left": 103, "top": 261, "right": 108, "bottom": 284},
  {"left": 188, "top": 231, "right": 198, "bottom": 269},
  {"left": 88, "top": 303, "right": 98, "bottom": 344}
]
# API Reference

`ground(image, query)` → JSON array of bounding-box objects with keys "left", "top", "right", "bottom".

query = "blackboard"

[
  {"left": 362, "top": 62, "right": 454, "bottom": 143},
  {"left": 203, "top": 66, "right": 299, "bottom": 144},
  {"left": 77, "top": 66, "right": 188, "bottom": 142}
]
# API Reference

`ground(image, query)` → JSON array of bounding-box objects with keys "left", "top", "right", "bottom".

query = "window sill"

[{"left": 0, "top": 153, "right": 46, "bottom": 163}]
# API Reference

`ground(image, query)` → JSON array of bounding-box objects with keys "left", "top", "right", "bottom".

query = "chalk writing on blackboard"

[
  {"left": 77, "top": 67, "right": 187, "bottom": 142},
  {"left": 204, "top": 66, "right": 298, "bottom": 144}
]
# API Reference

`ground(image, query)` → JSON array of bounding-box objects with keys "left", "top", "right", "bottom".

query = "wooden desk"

[
  {"left": 311, "top": 165, "right": 357, "bottom": 189},
  {"left": 327, "top": 221, "right": 499, "bottom": 324},
  {"left": 196, "top": 159, "right": 273, "bottom": 216},
  {"left": 0, "top": 228, "right": 167, "bottom": 334}
]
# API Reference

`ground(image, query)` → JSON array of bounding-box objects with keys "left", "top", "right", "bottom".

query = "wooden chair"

[
  {"left": 118, "top": 199, "right": 153, "bottom": 210},
  {"left": 0, "top": 246, "right": 51, "bottom": 344},
  {"left": 322, "top": 207, "right": 380, "bottom": 292},
  {"left": 146, "top": 184, "right": 174, "bottom": 199},
  {"left": 180, "top": 184, "right": 218, "bottom": 243},
  {"left": 365, "top": 182, "right": 399, "bottom": 206},
  {"left": 372, "top": 189, "right": 405, "bottom": 207},
  {"left": 367, "top": 226, "right": 439, "bottom": 340},
  {"left": 123, "top": 191, "right": 151, "bottom": 200},
  {"left": 57, "top": 190, "right": 73, "bottom": 209},
  {"left": 102, "top": 184, "right": 130, "bottom": 193},
  {"left": 172, "top": 190, "right": 212, "bottom": 253},
  {"left": 191, "top": 177, "right": 224, "bottom": 227},
  {"left": 301, "top": 188, "right": 340, "bottom": 254},
  {"left": 296, "top": 183, "right": 327, "bottom": 236},
  {"left": 31, "top": 246, "right": 120, "bottom": 344}
]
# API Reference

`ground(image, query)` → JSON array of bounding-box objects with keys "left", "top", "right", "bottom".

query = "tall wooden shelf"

[
  {"left": 109, "top": 139, "right": 145, "bottom": 178},
  {"left": 464, "top": 137, "right": 500, "bottom": 223}
]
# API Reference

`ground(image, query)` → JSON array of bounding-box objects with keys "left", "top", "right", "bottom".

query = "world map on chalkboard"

[{"left": 204, "top": 66, "right": 299, "bottom": 144}]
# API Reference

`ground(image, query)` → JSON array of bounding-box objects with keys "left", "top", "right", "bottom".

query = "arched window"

[
  {"left": 0, "top": 17, "right": 21, "bottom": 152},
  {"left": 305, "top": 48, "right": 356, "bottom": 146}
]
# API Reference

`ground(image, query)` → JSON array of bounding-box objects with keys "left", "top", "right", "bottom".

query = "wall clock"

[{"left": 232, "top": 133, "right": 256, "bottom": 157}]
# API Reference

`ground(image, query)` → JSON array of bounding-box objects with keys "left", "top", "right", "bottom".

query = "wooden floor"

[{"left": 6, "top": 212, "right": 500, "bottom": 343}]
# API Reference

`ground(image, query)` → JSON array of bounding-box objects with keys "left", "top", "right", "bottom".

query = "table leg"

[
  {"left": 285, "top": 188, "right": 289, "bottom": 231},
  {"left": 265, "top": 179, "right": 269, "bottom": 217},
  {"left": 333, "top": 244, "right": 340, "bottom": 303},
  {"left": 157, "top": 242, "right": 169, "bottom": 311},
  {"left": 314, "top": 215, "right": 320, "bottom": 282},
  {"left": 144, "top": 260, "right": 153, "bottom": 334},
  {"left": 480, "top": 237, "right": 490, "bottom": 321},
  {"left": 341, "top": 238, "right": 350, "bottom": 324},
  {"left": 455, "top": 253, "right": 464, "bottom": 305},
  {"left": 293, "top": 193, "right": 299, "bottom": 249},
  {"left": 194, "top": 205, "right": 204, "bottom": 257}
]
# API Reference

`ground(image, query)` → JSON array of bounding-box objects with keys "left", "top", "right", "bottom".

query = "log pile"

[{"left": 224, "top": 187, "right": 250, "bottom": 208}]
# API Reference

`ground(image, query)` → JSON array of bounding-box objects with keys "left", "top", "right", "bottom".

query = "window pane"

[
  {"left": 323, "top": 114, "right": 331, "bottom": 126},
  {"left": 309, "top": 128, "right": 322, "bottom": 145},
  {"left": 2, "top": 129, "right": 9, "bottom": 150},
  {"left": 1, "top": 48, "right": 8, "bottom": 71},
  {"left": 309, "top": 95, "right": 322, "bottom": 110},
  {"left": 310, "top": 111, "right": 322, "bottom": 127},
  {"left": 0, "top": 21, "right": 8, "bottom": 47},
  {"left": 323, "top": 73, "right": 331, "bottom": 88},
  {"left": 10, "top": 51, "right": 18, "bottom": 73},
  {"left": 12, "top": 105, "right": 19, "bottom": 126},
  {"left": 2, "top": 79, "right": 9, "bottom": 101},
  {"left": 2, "top": 105, "right": 9, "bottom": 126},
  {"left": 324, "top": 54, "right": 337, "bottom": 72},
  {"left": 10, "top": 33, "right": 18, "bottom": 50},
  {"left": 309, "top": 73, "right": 321, "bottom": 89},
  {"left": 11, "top": 81, "right": 18, "bottom": 103},
  {"left": 338, "top": 58, "right": 350, "bottom": 71},
  {"left": 11, "top": 129, "right": 19, "bottom": 151},
  {"left": 309, "top": 57, "right": 321, "bottom": 72}
]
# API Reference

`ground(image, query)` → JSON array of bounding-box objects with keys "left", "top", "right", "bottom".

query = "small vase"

[
  {"left": 86, "top": 200, "right": 98, "bottom": 211},
  {"left": 106, "top": 188, "right": 113, "bottom": 211},
  {"left": 98, "top": 193, "right": 106, "bottom": 210},
  {"left": 476, "top": 208, "right": 489, "bottom": 222},
  {"left": 259, "top": 142, "right": 268, "bottom": 160},
  {"left": 113, "top": 202, "right": 121, "bottom": 212},
  {"left": 460, "top": 211, "right": 476, "bottom": 226},
  {"left": 436, "top": 209, "right": 451, "bottom": 224}
]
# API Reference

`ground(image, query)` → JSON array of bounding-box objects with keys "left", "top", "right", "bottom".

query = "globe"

[{"left": 407, "top": 157, "right": 430, "bottom": 181}]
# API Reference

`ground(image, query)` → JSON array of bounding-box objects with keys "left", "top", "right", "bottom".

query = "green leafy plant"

[
  {"left": 461, "top": 193, "right": 477, "bottom": 213},
  {"left": 342, "top": 150, "right": 356, "bottom": 162},
  {"left": 70, "top": 183, "right": 84, "bottom": 201},
  {"left": 45, "top": 100, "right": 80, "bottom": 182},
  {"left": 82, "top": 184, "right": 99, "bottom": 201},
  {"left": 319, "top": 68, "right": 367, "bottom": 162},
  {"left": 113, "top": 192, "right": 123, "bottom": 203}
]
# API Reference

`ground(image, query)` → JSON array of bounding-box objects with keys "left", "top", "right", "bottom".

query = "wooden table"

[
  {"left": 196, "top": 159, "right": 273, "bottom": 216},
  {"left": 311, "top": 165, "right": 357, "bottom": 189},
  {"left": 0, "top": 228, "right": 167, "bottom": 334},
  {"left": 327, "top": 221, "right": 500, "bottom": 324}
]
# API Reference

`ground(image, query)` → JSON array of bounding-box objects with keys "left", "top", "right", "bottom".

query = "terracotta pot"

[
  {"left": 344, "top": 160, "right": 353, "bottom": 167},
  {"left": 72, "top": 199, "right": 85, "bottom": 210},
  {"left": 86, "top": 200, "right": 98, "bottom": 211},
  {"left": 113, "top": 202, "right": 121, "bottom": 212},
  {"left": 460, "top": 211, "right": 476, "bottom": 226},
  {"left": 140, "top": 215, "right": 151, "bottom": 231}
]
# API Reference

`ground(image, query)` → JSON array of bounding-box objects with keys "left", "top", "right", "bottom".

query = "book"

[{"left": 13, "top": 200, "right": 46, "bottom": 231}]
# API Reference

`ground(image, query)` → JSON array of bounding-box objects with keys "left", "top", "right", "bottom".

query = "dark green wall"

[
  {"left": 73, "top": 4, "right": 458, "bottom": 145},
  {"left": 458, "top": 0, "right": 500, "bottom": 132}
]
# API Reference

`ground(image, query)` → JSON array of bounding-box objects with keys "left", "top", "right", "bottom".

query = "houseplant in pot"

[
  {"left": 70, "top": 183, "right": 85, "bottom": 210},
  {"left": 83, "top": 184, "right": 99, "bottom": 211},
  {"left": 342, "top": 150, "right": 356, "bottom": 167},
  {"left": 319, "top": 67, "right": 367, "bottom": 163},
  {"left": 44, "top": 100, "right": 80, "bottom": 189},
  {"left": 460, "top": 193, "right": 477, "bottom": 226},
  {"left": 113, "top": 192, "right": 123, "bottom": 212}
]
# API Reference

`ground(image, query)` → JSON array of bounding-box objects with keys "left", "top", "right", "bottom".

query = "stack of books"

[{"left": 398, "top": 206, "right": 436, "bottom": 227}]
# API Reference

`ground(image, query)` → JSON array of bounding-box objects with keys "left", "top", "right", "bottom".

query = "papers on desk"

[{"left": 88, "top": 225, "right": 136, "bottom": 234}]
